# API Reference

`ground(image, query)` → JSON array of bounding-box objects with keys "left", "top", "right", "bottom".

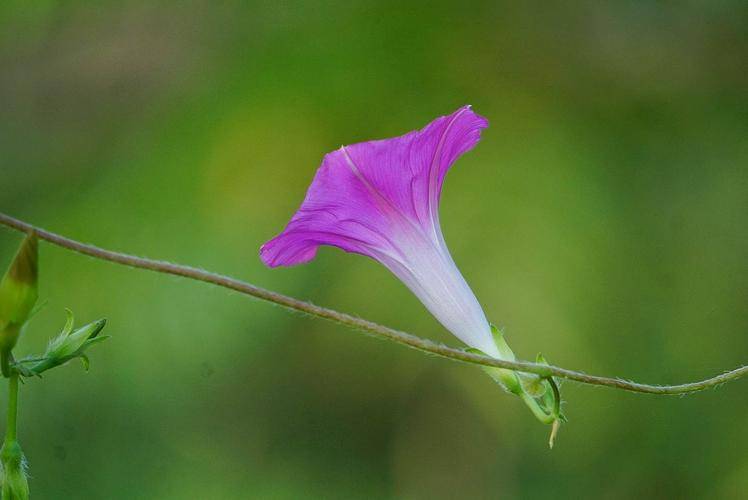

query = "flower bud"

[
  {"left": 1, "top": 440, "right": 29, "bottom": 500},
  {"left": 47, "top": 316, "right": 106, "bottom": 360},
  {"left": 0, "top": 233, "right": 38, "bottom": 376},
  {"left": 26, "top": 312, "right": 107, "bottom": 375}
]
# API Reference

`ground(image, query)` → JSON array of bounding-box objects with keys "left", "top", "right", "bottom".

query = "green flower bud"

[
  {"left": 24, "top": 312, "right": 108, "bottom": 375},
  {"left": 0, "top": 233, "right": 38, "bottom": 377},
  {"left": 45, "top": 313, "right": 106, "bottom": 361},
  {"left": 1, "top": 441, "right": 28, "bottom": 500}
]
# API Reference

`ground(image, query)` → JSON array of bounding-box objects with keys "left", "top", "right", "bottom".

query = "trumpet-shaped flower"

[{"left": 260, "top": 106, "right": 500, "bottom": 357}]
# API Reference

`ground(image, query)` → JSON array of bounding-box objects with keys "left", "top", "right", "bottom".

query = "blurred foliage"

[{"left": 1, "top": 1, "right": 747, "bottom": 498}]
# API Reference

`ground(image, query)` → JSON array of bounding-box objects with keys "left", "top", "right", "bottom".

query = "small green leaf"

[{"left": 62, "top": 308, "right": 75, "bottom": 336}]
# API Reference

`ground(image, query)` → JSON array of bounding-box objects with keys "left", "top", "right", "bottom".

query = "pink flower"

[{"left": 261, "top": 106, "right": 499, "bottom": 357}]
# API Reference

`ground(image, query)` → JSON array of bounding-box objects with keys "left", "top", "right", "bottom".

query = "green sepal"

[
  {"left": 471, "top": 324, "right": 565, "bottom": 441},
  {"left": 466, "top": 348, "right": 522, "bottom": 396}
]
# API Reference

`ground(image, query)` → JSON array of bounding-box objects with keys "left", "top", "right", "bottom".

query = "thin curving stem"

[{"left": 0, "top": 211, "right": 745, "bottom": 395}]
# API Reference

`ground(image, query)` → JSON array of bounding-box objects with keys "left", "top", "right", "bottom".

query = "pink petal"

[{"left": 260, "top": 106, "right": 488, "bottom": 267}]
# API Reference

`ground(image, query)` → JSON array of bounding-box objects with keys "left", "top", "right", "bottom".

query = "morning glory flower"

[{"left": 260, "top": 106, "right": 501, "bottom": 358}]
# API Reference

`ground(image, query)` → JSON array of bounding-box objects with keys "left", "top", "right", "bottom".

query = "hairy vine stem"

[{"left": 0, "top": 212, "right": 745, "bottom": 395}]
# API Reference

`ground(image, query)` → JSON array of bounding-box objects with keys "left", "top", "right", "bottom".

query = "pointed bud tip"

[
  {"left": 8, "top": 232, "right": 38, "bottom": 285},
  {"left": 90, "top": 318, "right": 107, "bottom": 338},
  {"left": 0, "top": 232, "right": 39, "bottom": 334},
  {"left": 548, "top": 419, "right": 561, "bottom": 449}
]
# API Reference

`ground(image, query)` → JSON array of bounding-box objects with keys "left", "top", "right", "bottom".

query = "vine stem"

[
  {"left": 5, "top": 372, "right": 18, "bottom": 444},
  {"left": 0, "top": 212, "right": 746, "bottom": 395}
]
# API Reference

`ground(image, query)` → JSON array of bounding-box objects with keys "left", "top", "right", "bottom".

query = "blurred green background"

[{"left": 1, "top": 1, "right": 747, "bottom": 498}]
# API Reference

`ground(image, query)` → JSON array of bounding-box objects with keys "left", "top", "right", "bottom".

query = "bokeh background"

[{"left": 1, "top": 2, "right": 747, "bottom": 499}]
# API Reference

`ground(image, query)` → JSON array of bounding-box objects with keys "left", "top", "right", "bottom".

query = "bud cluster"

[{"left": 0, "top": 232, "right": 109, "bottom": 497}]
